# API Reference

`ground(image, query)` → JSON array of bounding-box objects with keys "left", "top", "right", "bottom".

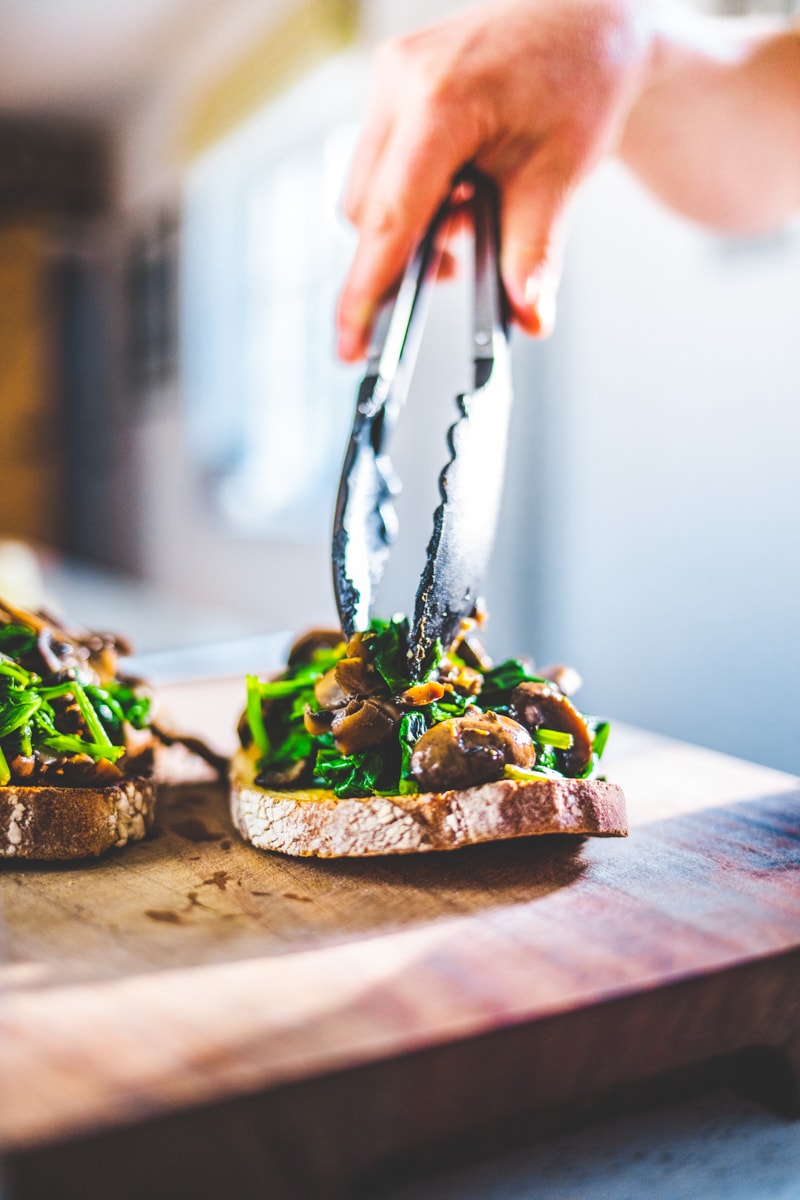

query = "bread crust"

[
  {"left": 230, "top": 748, "right": 627, "bottom": 858},
  {"left": 0, "top": 778, "right": 156, "bottom": 861}
]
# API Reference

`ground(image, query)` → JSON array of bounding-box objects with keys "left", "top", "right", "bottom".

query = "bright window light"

[{"left": 182, "top": 52, "right": 366, "bottom": 540}]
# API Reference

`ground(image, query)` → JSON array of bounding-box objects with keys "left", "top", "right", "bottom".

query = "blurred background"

[{"left": 0, "top": 0, "right": 797, "bottom": 772}]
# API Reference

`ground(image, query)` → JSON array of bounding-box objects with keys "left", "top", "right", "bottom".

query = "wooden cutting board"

[{"left": 1, "top": 679, "right": 798, "bottom": 1197}]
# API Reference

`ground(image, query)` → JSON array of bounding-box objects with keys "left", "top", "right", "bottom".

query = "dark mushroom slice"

[
  {"left": 36, "top": 627, "right": 90, "bottom": 678},
  {"left": 314, "top": 667, "right": 347, "bottom": 710},
  {"left": 255, "top": 756, "right": 311, "bottom": 788},
  {"left": 410, "top": 711, "right": 533, "bottom": 793},
  {"left": 304, "top": 705, "right": 334, "bottom": 737},
  {"left": 287, "top": 628, "right": 344, "bottom": 667},
  {"left": 436, "top": 656, "right": 483, "bottom": 695},
  {"left": 330, "top": 698, "right": 397, "bottom": 757},
  {"left": 0, "top": 601, "right": 113, "bottom": 680},
  {"left": 87, "top": 757, "right": 125, "bottom": 784},
  {"left": 509, "top": 682, "right": 592, "bottom": 776},
  {"left": 45, "top": 753, "right": 124, "bottom": 786},
  {"left": 446, "top": 602, "right": 492, "bottom": 672},
  {"left": 335, "top": 631, "right": 385, "bottom": 699},
  {"left": 449, "top": 631, "right": 493, "bottom": 673}
]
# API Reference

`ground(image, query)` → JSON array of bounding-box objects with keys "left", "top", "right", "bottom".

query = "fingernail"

[{"left": 524, "top": 269, "right": 558, "bottom": 336}]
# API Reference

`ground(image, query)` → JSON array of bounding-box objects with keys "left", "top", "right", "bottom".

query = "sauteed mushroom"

[
  {"left": 287, "top": 628, "right": 344, "bottom": 666},
  {"left": 399, "top": 681, "right": 445, "bottom": 706},
  {"left": 335, "top": 631, "right": 383, "bottom": 698},
  {"left": 331, "top": 698, "right": 397, "bottom": 756},
  {"left": 256, "top": 757, "right": 309, "bottom": 788},
  {"left": 304, "top": 705, "right": 334, "bottom": 737},
  {"left": 314, "top": 667, "right": 347, "bottom": 709},
  {"left": 509, "top": 682, "right": 592, "bottom": 775},
  {"left": 436, "top": 656, "right": 483, "bottom": 695},
  {"left": 410, "top": 711, "right": 533, "bottom": 792}
]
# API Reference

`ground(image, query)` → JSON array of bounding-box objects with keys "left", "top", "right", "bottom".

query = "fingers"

[
  {"left": 495, "top": 158, "right": 573, "bottom": 337},
  {"left": 337, "top": 111, "right": 475, "bottom": 361},
  {"left": 342, "top": 112, "right": 392, "bottom": 228},
  {"left": 335, "top": 0, "right": 653, "bottom": 357}
]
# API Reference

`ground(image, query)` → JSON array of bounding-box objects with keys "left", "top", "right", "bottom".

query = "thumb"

[{"left": 498, "top": 162, "right": 571, "bottom": 338}]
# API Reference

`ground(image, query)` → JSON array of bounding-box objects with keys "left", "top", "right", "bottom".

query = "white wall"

[{"left": 498, "top": 163, "right": 800, "bottom": 774}]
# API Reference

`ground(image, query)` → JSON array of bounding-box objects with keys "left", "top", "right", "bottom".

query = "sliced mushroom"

[
  {"left": 37, "top": 627, "right": 87, "bottom": 677},
  {"left": 9, "top": 754, "right": 35, "bottom": 780},
  {"left": 287, "top": 628, "right": 344, "bottom": 666},
  {"left": 399, "top": 681, "right": 445, "bottom": 706},
  {"left": 314, "top": 667, "right": 347, "bottom": 709},
  {"left": 410, "top": 711, "right": 533, "bottom": 793},
  {"left": 255, "top": 756, "right": 310, "bottom": 788},
  {"left": 47, "top": 753, "right": 124, "bottom": 786},
  {"left": 436, "top": 656, "right": 483, "bottom": 695},
  {"left": 304, "top": 705, "right": 334, "bottom": 737},
  {"left": 335, "top": 631, "right": 384, "bottom": 699},
  {"left": 330, "top": 698, "right": 396, "bottom": 756},
  {"left": 88, "top": 757, "right": 125, "bottom": 784},
  {"left": 446, "top": 602, "right": 492, "bottom": 672},
  {"left": 509, "top": 682, "right": 592, "bottom": 776}
]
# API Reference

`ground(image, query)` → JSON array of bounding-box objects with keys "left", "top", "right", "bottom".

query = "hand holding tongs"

[{"left": 332, "top": 170, "right": 513, "bottom": 678}]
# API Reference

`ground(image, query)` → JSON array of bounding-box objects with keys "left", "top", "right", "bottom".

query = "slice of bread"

[
  {"left": 0, "top": 778, "right": 156, "bottom": 861},
  {"left": 230, "top": 747, "right": 627, "bottom": 858}
]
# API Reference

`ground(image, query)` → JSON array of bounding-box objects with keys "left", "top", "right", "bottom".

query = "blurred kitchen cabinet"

[{"left": 0, "top": 222, "right": 65, "bottom": 546}]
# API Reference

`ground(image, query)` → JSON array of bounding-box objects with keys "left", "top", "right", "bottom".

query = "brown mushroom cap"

[
  {"left": 255, "top": 756, "right": 310, "bottom": 788},
  {"left": 304, "top": 705, "right": 334, "bottom": 737},
  {"left": 436, "top": 656, "right": 483, "bottom": 695},
  {"left": 314, "top": 666, "right": 348, "bottom": 710},
  {"left": 330, "top": 698, "right": 397, "bottom": 757},
  {"left": 287, "top": 628, "right": 344, "bottom": 666},
  {"left": 334, "top": 631, "right": 385, "bottom": 699},
  {"left": 410, "top": 711, "right": 533, "bottom": 793},
  {"left": 509, "top": 682, "right": 592, "bottom": 776},
  {"left": 335, "top": 655, "right": 380, "bottom": 699}
]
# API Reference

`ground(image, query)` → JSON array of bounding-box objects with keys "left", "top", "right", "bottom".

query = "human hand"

[{"left": 337, "top": 0, "right": 653, "bottom": 360}]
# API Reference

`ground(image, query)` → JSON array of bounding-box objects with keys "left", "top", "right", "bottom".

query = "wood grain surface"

[{"left": 0, "top": 679, "right": 798, "bottom": 1186}]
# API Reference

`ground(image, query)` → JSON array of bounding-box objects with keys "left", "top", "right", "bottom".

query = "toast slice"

[
  {"left": 0, "top": 777, "right": 156, "bottom": 861},
  {"left": 230, "top": 746, "right": 627, "bottom": 858}
]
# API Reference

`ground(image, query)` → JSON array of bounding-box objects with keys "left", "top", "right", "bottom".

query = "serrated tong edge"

[{"left": 332, "top": 171, "right": 509, "bottom": 662}]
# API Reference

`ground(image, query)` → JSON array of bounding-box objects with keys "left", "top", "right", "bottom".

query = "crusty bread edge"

[
  {"left": 0, "top": 778, "right": 156, "bottom": 861},
  {"left": 229, "top": 747, "right": 627, "bottom": 858}
]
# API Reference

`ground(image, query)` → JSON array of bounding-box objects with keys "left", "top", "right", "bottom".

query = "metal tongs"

[{"left": 332, "top": 171, "right": 513, "bottom": 678}]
